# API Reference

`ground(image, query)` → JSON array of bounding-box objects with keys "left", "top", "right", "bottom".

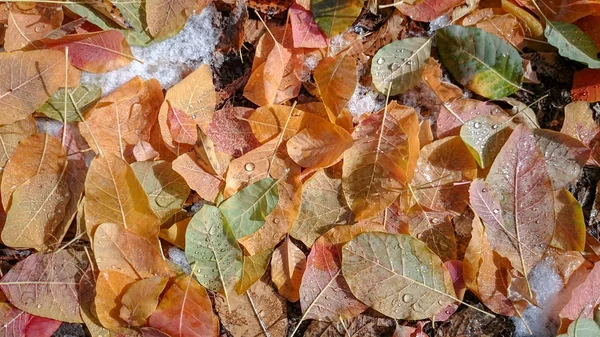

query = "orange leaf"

[
  {"left": 421, "top": 57, "right": 463, "bottom": 103},
  {"left": 397, "top": 0, "right": 465, "bottom": 22},
  {"left": 146, "top": 0, "right": 206, "bottom": 38},
  {"left": 1, "top": 133, "right": 66, "bottom": 210},
  {"left": 4, "top": 4, "right": 63, "bottom": 52},
  {"left": 271, "top": 236, "right": 306, "bottom": 302},
  {"left": 81, "top": 77, "right": 163, "bottom": 162},
  {"left": 0, "top": 116, "right": 37, "bottom": 170},
  {"left": 286, "top": 121, "right": 353, "bottom": 169},
  {"left": 120, "top": 277, "right": 168, "bottom": 327},
  {"left": 167, "top": 104, "right": 197, "bottom": 145},
  {"left": 562, "top": 101, "right": 600, "bottom": 165},
  {"left": 148, "top": 275, "right": 219, "bottom": 337},
  {"left": 0, "top": 50, "right": 80, "bottom": 125},
  {"left": 44, "top": 30, "right": 134, "bottom": 73},
  {"left": 158, "top": 65, "right": 215, "bottom": 152},
  {"left": 572, "top": 68, "right": 600, "bottom": 103},
  {"left": 314, "top": 53, "right": 357, "bottom": 121},
  {"left": 247, "top": 104, "right": 328, "bottom": 143},
  {"left": 172, "top": 152, "right": 222, "bottom": 203},
  {"left": 243, "top": 36, "right": 292, "bottom": 106},
  {"left": 84, "top": 155, "right": 161, "bottom": 241},
  {"left": 94, "top": 271, "right": 137, "bottom": 329}
]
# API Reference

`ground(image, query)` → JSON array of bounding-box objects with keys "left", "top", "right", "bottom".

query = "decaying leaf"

[{"left": 247, "top": 104, "right": 328, "bottom": 143}]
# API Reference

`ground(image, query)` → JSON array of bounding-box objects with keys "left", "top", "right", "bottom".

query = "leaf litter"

[{"left": 0, "top": 1, "right": 600, "bottom": 337}]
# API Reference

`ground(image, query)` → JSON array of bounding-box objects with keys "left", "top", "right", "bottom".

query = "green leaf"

[
  {"left": 559, "top": 318, "right": 600, "bottom": 337},
  {"left": 545, "top": 21, "right": 600, "bottom": 69},
  {"left": 37, "top": 85, "right": 101, "bottom": 122},
  {"left": 131, "top": 160, "right": 190, "bottom": 224},
  {"left": 460, "top": 115, "right": 514, "bottom": 168},
  {"left": 371, "top": 37, "right": 432, "bottom": 96},
  {"left": 311, "top": 0, "right": 363, "bottom": 37},
  {"left": 437, "top": 25, "right": 523, "bottom": 99},
  {"left": 185, "top": 205, "right": 243, "bottom": 298},
  {"left": 65, "top": 0, "right": 155, "bottom": 46},
  {"left": 219, "top": 177, "right": 279, "bottom": 239},
  {"left": 342, "top": 232, "right": 456, "bottom": 320}
]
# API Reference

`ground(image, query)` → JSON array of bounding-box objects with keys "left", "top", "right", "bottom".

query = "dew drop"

[
  {"left": 191, "top": 114, "right": 197, "bottom": 119},
  {"left": 481, "top": 188, "right": 488, "bottom": 193},
  {"left": 244, "top": 162, "right": 255, "bottom": 172},
  {"left": 376, "top": 57, "right": 385, "bottom": 65},
  {"left": 36, "top": 304, "right": 42, "bottom": 309},
  {"left": 473, "top": 122, "right": 481, "bottom": 129},
  {"left": 493, "top": 209, "right": 499, "bottom": 214},
  {"left": 402, "top": 294, "right": 413, "bottom": 302}
]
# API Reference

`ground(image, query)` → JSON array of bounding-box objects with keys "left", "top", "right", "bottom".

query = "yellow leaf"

[
  {"left": 0, "top": 50, "right": 80, "bottom": 125},
  {"left": 286, "top": 121, "right": 353, "bottom": 169},
  {"left": 342, "top": 102, "right": 419, "bottom": 219},
  {"left": 235, "top": 249, "right": 274, "bottom": 294},
  {"left": 271, "top": 236, "right": 306, "bottom": 302},
  {"left": 84, "top": 154, "right": 161, "bottom": 241},
  {"left": 81, "top": 77, "right": 163, "bottom": 162}
]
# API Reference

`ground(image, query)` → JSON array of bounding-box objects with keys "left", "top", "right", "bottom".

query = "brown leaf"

[
  {"left": 271, "top": 236, "right": 306, "bottom": 302},
  {"left": 287, "top": 121, "right": 353, "bottom": 169},
  {"left": 304, "top": 313, "right": 395, "bottom": 337},
  {"left": 342, "top": 102, "right": 419, "bottom": 219},
  {"left": 572, "top": 68, "right": 600, "bottom": 103},
  {"left": 208, "top": 106, "right": 259, "bottom": 156},
  {"left": 559, "top": 261, "right": 600, "bottom": 321},
  {"left": 81, "top": 77, "right": 163, "bottom": 162},
  {"left": 4, "top": 4, "right": 63, "bottom": 51},
  {"left": 216, "top": 278, "right": 288, "bottom": 337},
  {"left": 94, "top": 270, "right": 137, "bottom": 330},
  {"left": 407, "top": 206, "right": 457, "bottom": 261},
  {"left": 436, "top": 98, "right": 505, "bottom": 138},
  {"left": 0, "top": 294, "right": 62, "bottom": 337},
  {"left": 0, "top": 50, "right": 80, "bottom": 125},
  {"left": 148, "top": 275, "right": 219, "bottom": 337},
  {"left": 0, "top": 249, "right": 89, "bottom": 323}
]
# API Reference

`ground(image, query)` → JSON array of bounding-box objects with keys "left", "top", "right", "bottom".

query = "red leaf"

[
  {"left": 0, "top": 295, "right": 62, "bottom": 337},
  {"left": 560, "top": 261, "right": 600, "bottom": 320},
  {"left": 289, "top": 4, "right": 327, "bottom": 48},
  {"left": 148, "top": 275, "right": 219, "bottom": 337},
  {"left": 397, "top": 0, "right": 465, "bottom": 22},
  {"left": 44, "top": 30, "right": 134, "bottom": 74},
  {"left": 572, "top": 68, "right": 600, "bottom": 103}
]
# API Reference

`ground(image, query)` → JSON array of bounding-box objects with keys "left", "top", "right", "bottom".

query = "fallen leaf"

[
  {"left": 436, "top": 99, "right": 505, "bottom": 138},
  {"left": 148, "top": 274, "right": 219, "bottom": 337},
  {"left": 216, "top": 278, "right": 288, "bottom": 337},
  {"left": 311, "top": 0, "right": 363, "bottom": 37},
  {"left": 0, "top": 50, "right": 80, "bottom": 125},
  {"left": 552, "top": 189, "right": 586, "bottom": 252},
  {"left": 545, "top": 20, "right": 600, "bottom": 68},
  {"left": 371, "top": 37, "right": 432, "bottom": 96},
  {"left": 1, "top": 133, "right": 66, "bottom": 210},
  {"left": 235, "top": 248, "right": 273, "bottom": 294},
  {"left": 120, "top": 277, "right": 168, "bottom": 327},
  {"left": 0, "top": 249, "right": 88, "bottom": 323},
  {"left": 247, "top": 104, "right": 327, "bottom": 143},
  {"left": 289, "top": 3, "right": 327, "bottom": 48},
  {"left": 304, "top": 313, "right": 395, "bottom": 337},
  {"left": 572, "top": 68, "right": 600, "bottom": 103},
  {"left": 342, "top": 102, "right": 419, "bottom": 219},
  {"left": 145, "top": 0, "right": 205, "bottom": 38},
  {"left": 561, "top": 101, "right": 600, "bottom": 165},
  {"left": 287, "top": 121, "right": 353, "bottom": 169},
  {"left": 437, "top": 25, "right": 523, "bottom": 99},
  {"left": 185, "top": 205, "right": 243, "bottom": 297},
  {"left": 314, "top": 53, "right": 357, "bottom": 120},
  {"left": 478, "top": 125, "right": 555, "bottom": 276},
  {"left": 4, "top": 4, "right": 63, "bottom": 52},
  {"left": 407, "top": 206, "right": 457, "bottom": 261},
  {"left": 85, "top": 155, "right": 161, "bottom": 241},
  {"left": 271, "top": 236, "right": 306, "bottom": 302},
  {"left": 397, "top": 0, "right": 465, "bottom": 22},
  {"left": 131, "top": 160, "right": 190, "bottom": 223},
  {"left": 342, "top": 232, "right": 456, "bottom": 319},
  {"left": 559, "top": 261, "right": 600, "bottom": 321},
  {"left": 37, "top": 84, "right": 101, "bottom": 122},
  {"left": 94, "top": 270, "right": 137, "bottom": 330},
  {"left": 421, "top": 57, "right": 463, "bottom": 103},
  {"left": 208, "top": 106, "right": 259, "bottom": 156},
  {"left": 171, "top": 152, "right": 223, "bottom": 203},
  {"left": 81, "top": 77, "right": 163, "bottom": 162},
  {"left": 0, "top": 296, "right": 62, "bottom": 337},
  {"left": 44, "top": 30, "right": 135, "bottom": 73},
  {"left": 460, "top": 115, "right": 514, "bottom": 168},
  {"left": 194, "top": 126, "right": 231, "bottom": 178},
  {"left": 289, "top": 169, "right": 353, "bottom": 247},
  {"left": 473, "top": 14, "right": 525, "bottom": 49}
]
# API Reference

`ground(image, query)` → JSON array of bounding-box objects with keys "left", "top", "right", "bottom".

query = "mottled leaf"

[{"left": 311, "top": 0, "right": 363, "bottom": 37}]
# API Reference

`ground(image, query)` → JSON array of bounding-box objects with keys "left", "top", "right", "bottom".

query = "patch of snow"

[
  {"left": 82, "top": 4, "right": 221, "bottom": 94},
  {"left": 346, "top": 84, "right": 385, "bottom": 118},
  {"left": 513, "top": 257, "right": 564, "bottom": 337},
  {"left": 168, "top": 246, "right": 191, "bottom": 274},
  {"left": 302, "top": 52, "right": 321, "bottom": 82},
  {"left": 428, "top": 14, "right": 451, "bottom": 35}
]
